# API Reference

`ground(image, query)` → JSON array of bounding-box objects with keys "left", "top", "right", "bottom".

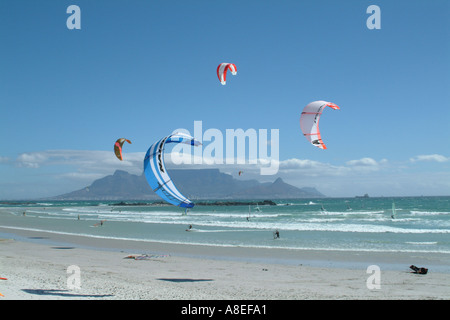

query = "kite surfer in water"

[
  {"left": 93, "top": 220, "right": 106, "bottom": 227},
  {"left": 273, "top": 230, "right": 280, "bottom": 239}
]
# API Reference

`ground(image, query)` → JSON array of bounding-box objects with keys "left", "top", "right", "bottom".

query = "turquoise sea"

[{"left": 1, "top": 197, "right": 449, "bottom": 259}]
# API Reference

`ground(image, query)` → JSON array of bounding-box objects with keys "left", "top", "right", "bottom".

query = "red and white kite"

[{"left": 217, "top": 63, "right": 237, "bottom": 85}]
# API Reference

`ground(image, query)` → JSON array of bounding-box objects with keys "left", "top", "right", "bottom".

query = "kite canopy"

[
  {"left": 114, "top": 138, "right": 132, "bottom": 161},
  {"left": 217, "top": 63, "right": 237, "bottom": 85},
  {"left": 300, "top": 101, "right": 340, "bottom": 149},
  {"left": 143, "top": 132, "right": 201, "bottom": 208}
]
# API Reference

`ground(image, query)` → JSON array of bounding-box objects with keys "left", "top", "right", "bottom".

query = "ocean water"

[{"left": 1, "top": 197, "right": 450, "bottom": 257}]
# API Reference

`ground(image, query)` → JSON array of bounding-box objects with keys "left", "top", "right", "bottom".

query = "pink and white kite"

[{"left": 300, "top": 101, "right": 340, "bottom": 150}]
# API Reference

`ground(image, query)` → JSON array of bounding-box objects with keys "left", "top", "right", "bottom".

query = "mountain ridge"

[{"left": 48, "top": 169, "right": 325, "bottom": 200}]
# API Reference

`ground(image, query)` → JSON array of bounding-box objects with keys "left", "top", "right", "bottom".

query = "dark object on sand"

[{"left": 410, "top": 265, "right": 428, "bottom": 274}]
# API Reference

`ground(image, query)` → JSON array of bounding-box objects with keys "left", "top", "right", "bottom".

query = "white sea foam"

[
  {"left": 405, "top": 241, "right": 438, "bottom": 245},
  {"left": 410, "top": 210, "right": 450, "bottom": 216},
  {"left": 1, "top": 225, "right": 449, "bottom": 254},
  {"left": 15, "top": 206, "right": 450, "bottom": 234},
  {"left": 3, "top": 197, "right": 450, "bottom": 255}
]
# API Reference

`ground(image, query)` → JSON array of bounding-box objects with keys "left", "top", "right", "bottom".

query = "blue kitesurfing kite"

[{"left": 143, "top": 132, "right": 201, "bottom": 209}]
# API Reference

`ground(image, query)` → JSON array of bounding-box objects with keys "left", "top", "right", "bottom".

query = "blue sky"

[{"left": 1, "top": 0, "right": 449, "bottom": 199}]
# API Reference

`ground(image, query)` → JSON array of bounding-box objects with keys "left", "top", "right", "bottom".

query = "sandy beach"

[{"left": 0, "top": 226, "right": 449, "bottom": 301}]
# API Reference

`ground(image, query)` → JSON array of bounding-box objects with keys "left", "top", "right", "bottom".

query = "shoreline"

[
  {"left": 2, "top": 225, "right": 450, "bottom": 271},
  {"left": 1, "top": 226, "right": 450, "bottom": 300},
  {"left": 1, "top": 226, "right": 450, "bottom": 272}
]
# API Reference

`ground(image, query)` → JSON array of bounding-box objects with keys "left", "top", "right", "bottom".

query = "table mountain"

[{"left": 50, "top": 169, "right": 325, "bottom": 200}]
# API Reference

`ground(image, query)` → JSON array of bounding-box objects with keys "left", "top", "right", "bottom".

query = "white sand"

[{"left": 0, "top": 228, "right": 449, "bottom": 300}]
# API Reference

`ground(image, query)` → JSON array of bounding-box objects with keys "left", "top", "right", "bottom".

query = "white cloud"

[
  {"left": 168, "top": 156, "right": 388, "bottom": 178},
  {"left": 410, "top": 154, "right": 449, "bottom": 163},
  {"left": 346, "top": 157, "right": 379, "bottom": 167},
  {"left": 279, "top": 158, "right": 323, "bottom": 169},
  {"left": 14, "top": 150, "right": 145, "bottom": 176},
  {"left": 276, "top": 158, "right": 345, "bottom": 177},
  {"left": 4, "top": 149, "right": 450, "bottom": 198},
  {"left": 16, "top": 152, "right": 49, "bottom": 168}
]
